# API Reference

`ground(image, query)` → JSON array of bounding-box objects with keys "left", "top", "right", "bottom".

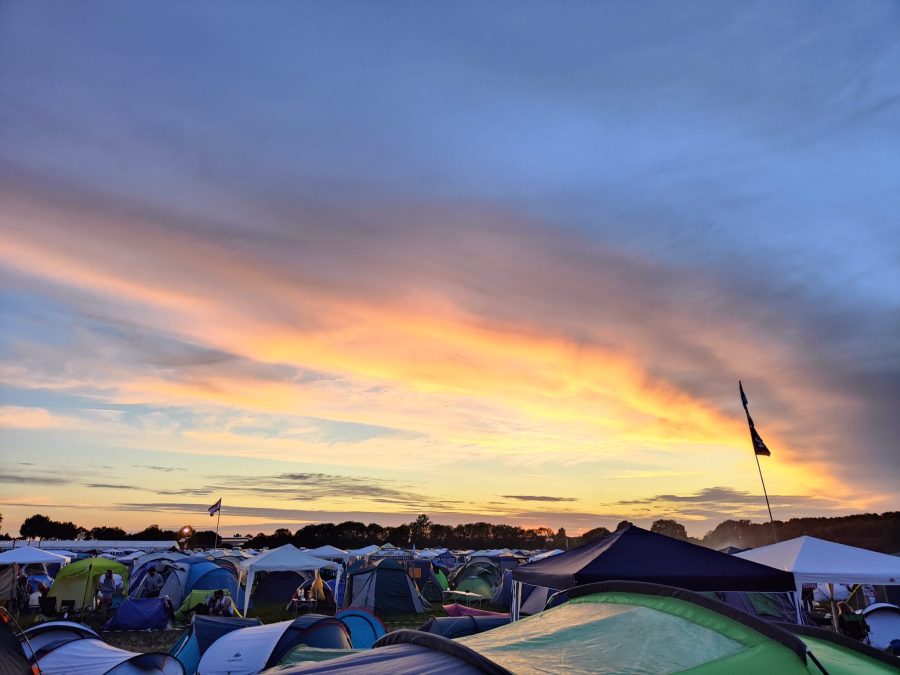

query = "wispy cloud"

[{"left": 502, "top": 495, "right": 578, "bottom": 503}]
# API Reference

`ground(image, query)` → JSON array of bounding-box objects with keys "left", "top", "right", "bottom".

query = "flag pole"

[
  {"left": 754, "top": 450, "right": 777, "bottom": 543},
  {"left": 740, "top": 381, "right": 778, "bottom": 543},
  {"left": 214, "top": 503, "right": 222, "bottom": 553}
]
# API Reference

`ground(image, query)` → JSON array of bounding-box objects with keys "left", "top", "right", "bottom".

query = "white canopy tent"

[
  {"left": 0, "top": 546, "right": 70, "bottom": 565},
  {"left": 736, "top": 536, "right": 900, "bottom": 586},
  {"left": 347, "top": 544, "right": 379, "bottom": 557},
  {"left": 736, "top": 536, "right": 900, "bottom": 624},
  {"left": 239, "top": 544, "right": 340, "bottom": 616},
  {"left": 305, "top": 544, "right": 351, "bottom": 560}
]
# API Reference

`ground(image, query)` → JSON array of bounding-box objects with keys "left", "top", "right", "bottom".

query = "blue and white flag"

[{"left": 208, "top": 498, "right": 222, "bottom": 517}]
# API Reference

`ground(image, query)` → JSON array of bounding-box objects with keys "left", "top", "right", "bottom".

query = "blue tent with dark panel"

[
  {"left": 512, "top": 525, "right": 796, "bottom": 592},
  {"left": 103, "top": 597, "right": 173, "bottom": 630},
  {"left": 170, "top": 614, "right": 261, "bottom": 675}
]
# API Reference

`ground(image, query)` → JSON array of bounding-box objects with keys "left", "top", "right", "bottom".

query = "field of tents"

[{"left": 2, "top": 525, "right": 899, "bottom": 673}]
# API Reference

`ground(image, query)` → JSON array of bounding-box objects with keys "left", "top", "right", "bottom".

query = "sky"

[{"left": 1, "top": 1, "right": 898, "bottom": 539}]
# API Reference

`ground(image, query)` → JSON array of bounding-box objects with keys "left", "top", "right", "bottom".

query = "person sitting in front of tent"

[
  {"left": 98, "top": 570, "right": 116, "bottom": 617},
  {"left": 27, "top": 582, "right": 48, "bottom": 613},
  {"left": 143, "top": 567, "right": 164, "bottom": 598},
  {"left": 206, "top": 589, "right": 234, "bottom": 616}
]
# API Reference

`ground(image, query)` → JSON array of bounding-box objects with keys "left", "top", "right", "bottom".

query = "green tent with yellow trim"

[{"left": 48, "top": 557, "right": 129, "bottom": 611}]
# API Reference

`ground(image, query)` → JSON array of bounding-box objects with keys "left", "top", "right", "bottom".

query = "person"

[
  {"left": 143, "top": 567, "right": 163, "bottom": 598},
  {"left": 98, "top": 570, "right": 116, "bottom": 617},
  {"left": 206, "top": 589, "right": 228, "bottom": 616},
  {"left": 28, "top": 582, "right": 48, "bottom": 613}
]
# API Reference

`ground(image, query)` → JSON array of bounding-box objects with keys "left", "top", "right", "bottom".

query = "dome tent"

[
  {"left": 169, "top": 614, "right": 261, "bottom": 675},
  {"left": 197, "top": 615, "right": 351, "bottom": 674},
  {"left": 343, "top": 558, "right": 432, "bottom": 615},
  {"left": 48, "top": 557, "right": 129, "bottom": 611}
]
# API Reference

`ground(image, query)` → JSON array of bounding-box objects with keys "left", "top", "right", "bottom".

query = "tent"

[
  {"left": 169, "top": 614, "right": 261, "bottom": 675},
  {"left": 859, "top": 603, "right": 900, "bottom": 649},
  {"left": 251, "top": 570, "right": 307, "bottom": 605},
  {"left": 152, "top": 560, "right": 242, "bottom": 608},
  {"left": 306, "top": 545, "right": 351, "bottom": 560},
  {"left": 239, "top": 544, "right": 339, "bottom": 616},
  {"left": 736, "top": 536, "right": 900, "bottom": 625},
  {"left": 513, "top": 525, "right": 796, "bottom": 593},
  {"left": 418, "top": 615, "right": 510, "bottom": 639},
  {"left": 450, "top": 560, "right": 502, "bottom": 599},
  {"left": 197, "top": 616, "right": 351, "bottom": 674},
  {"left": 0, "top": 546, "right": 70, "bottom": 565},
  {"left": 102, "top": 597, "right": 173, "bottom": 631},
  {"left": 458, "top": 581, "right": 899, "bottom": 674},
  {"left": 735, "top": 536, "right": 900, "bottom": 587},
  {"left": 343, "top": 558, "right": 432, "bottom": 615},
  {"left": 347, "top": 545, "right": 380, "bottom": 557},
  {"left": 273, "top": 630, "right": 509, "bottom": 675},
  {"left": 18, "top": 621, "right": 100, "bottom": 661},
  {"left": 48, "top": 557, "right": 129, "bottom": 611},
  {"left": 334, "top": 608, "right": 386, "bottom": 649},
  {"left": 173, "top": 589, "right": 239, "bottom": 620},
  {"left": 32, "top": 637, "right": 184, "bottom": 674},
  {"left": 0, "top": 611, "right": 30, "bottom": 675}
]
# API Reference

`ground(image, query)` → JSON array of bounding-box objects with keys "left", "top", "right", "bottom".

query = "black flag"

[{"left": 739, "top": 381, "right": 771, "bottom": 456}]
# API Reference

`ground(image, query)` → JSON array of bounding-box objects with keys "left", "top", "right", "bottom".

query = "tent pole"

[{"left": 511, "top": 580, "right": 522, "bottom": 622}]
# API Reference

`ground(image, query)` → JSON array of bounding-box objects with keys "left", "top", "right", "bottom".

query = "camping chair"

[
  {"left": 38, "top": 596, "right": 57, "bottom": 616},
  {"left": 838, "top": 612, "right": 871, "bottom": 643}
]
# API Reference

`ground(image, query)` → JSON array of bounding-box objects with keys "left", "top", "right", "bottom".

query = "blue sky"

[{"left": 1, "top": 1, "right": 898, "bottom": 536}]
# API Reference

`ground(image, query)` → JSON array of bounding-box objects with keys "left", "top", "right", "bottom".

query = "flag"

[
  {"left": 208, "top": 498, "right": 222, "bottom": 517},
  {"left": 739, "top": 381, "right": 771, "bottom": 456}
]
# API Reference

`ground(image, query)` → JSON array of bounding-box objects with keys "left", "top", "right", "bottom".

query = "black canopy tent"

[{"left": 510, "top": 525, "right": 795, "bottom": 618}]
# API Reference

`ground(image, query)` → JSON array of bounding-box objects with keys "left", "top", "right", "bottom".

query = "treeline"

[{"left": 4, "top": 511, "right": 899, "bottom": 553}]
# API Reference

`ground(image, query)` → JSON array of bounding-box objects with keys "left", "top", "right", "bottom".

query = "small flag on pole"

[
  {"left": 208, "top": 498, "right": 222, "bottom": 517},
  {"left": 739, "top": 381, "right": 771, "bottom": 456}
]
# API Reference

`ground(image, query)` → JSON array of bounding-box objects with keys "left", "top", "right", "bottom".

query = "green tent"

[
  {"left": 458, "top": 582, "right": 899, "bottom": 674},
  {"left": 174, "top": 588, "right": 241, "bottom": 619},
  {"left": 49, "top": 557, "right": 129, "bottom": 611}
]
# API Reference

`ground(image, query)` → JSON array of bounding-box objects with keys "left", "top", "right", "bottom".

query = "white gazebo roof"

[
  {"left": 239, "top": 544, "right": 340, "bottom": 616},
  {"left": 736, "top": 536, "right": 900, "bottom": 586},
  {"left": 0, "top": 546, "right": 71, "bottom": 565},
  {"left": 305, "top": 544, "right": 350, "bottom": 559}
]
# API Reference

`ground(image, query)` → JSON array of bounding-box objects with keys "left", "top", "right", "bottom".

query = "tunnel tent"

[
  {"left": 460, "top": 581, "right": 899, "bottom": 675},
  {"left": 33, "top": 637, "right": 184, "bottom": 675},
  {"left": 273, "top": 629, "right": 511, "bottom": 675},
  {"left": 18, "top": 621, "right": 101, "bottom": 662}
]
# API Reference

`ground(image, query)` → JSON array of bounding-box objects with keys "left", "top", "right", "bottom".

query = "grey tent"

[{"left": 344, "top": 559, "right": 432, "bottom": 615}]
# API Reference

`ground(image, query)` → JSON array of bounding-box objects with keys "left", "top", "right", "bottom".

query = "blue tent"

[
  {"left": 170, "top": 614, "right": 261, "bottom": 675},
  {"left": 418, "top": 615, "right": 509, "bottom": 639},
  {"left": 512, "top": 525, "right": 796, "bottom": 591},
  {"left": 103, "top": 597, "right": 172, "bottom": 630}
]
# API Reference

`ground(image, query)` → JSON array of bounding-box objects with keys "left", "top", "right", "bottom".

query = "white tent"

[
  {"left": 735, "top": 536, "right": 900, "bottom": 586},
  {"left": 239, "top": 544, "right": 339, "bottom": 616},
  {"left": 736, "top": 536, "right": 900, "bottom": 624},
  {"left": 306, "top": 544, "right": 350, "bottom": 560},
  {"left": 0, "top": 546, "right": 70, "bottom": 565},
  {"left": 347, "top": 544, "right": 379, "bottom": 557}
]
